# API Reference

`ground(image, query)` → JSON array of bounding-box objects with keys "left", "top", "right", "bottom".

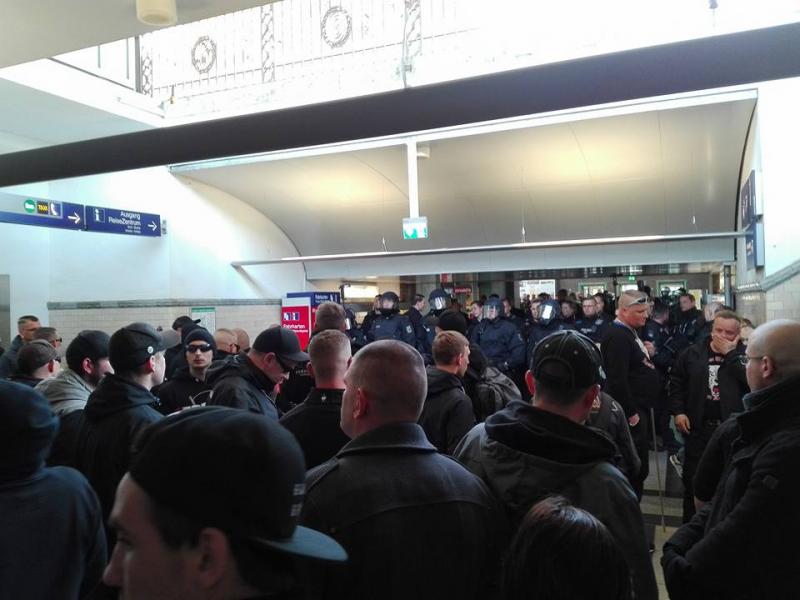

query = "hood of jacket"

[
  {"left": 476, "top": 401, "right": 618, "bottom": 512},
  {"left": 84, "top": 373, "right": 159, "bottom": 421},
  {"left": 0, "top": 380, "right": 58, "bottom": 483},
  {"left": 426, "top": 365, "right": 464, "bottom": 396},
  {"left": 205, "top": 353, "right": 276, "bottom": 394},
  {"left": 35, "top": 368, "right": 93, "bottom": 416}
]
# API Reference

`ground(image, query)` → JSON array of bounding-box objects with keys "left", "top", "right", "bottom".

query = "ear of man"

[{"left": 193, "top": 528, "right": 232, "bottom": 589}]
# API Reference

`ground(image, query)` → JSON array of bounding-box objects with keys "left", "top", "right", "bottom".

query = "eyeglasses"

[
  {"left": 186, "top": 344, "right": 213, "bottom": 354},
  {"left": 621, "top": 295, "right": 649, "bottom": 308},
  {"left": 746, "top": 355, "right": 764, "bottom": 363},
  {"left": 275, "top": 354, "right": 296, "bottom": 373}
]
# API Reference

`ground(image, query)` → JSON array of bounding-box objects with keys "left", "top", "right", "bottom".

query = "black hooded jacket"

[
  {"left": 0, "top": 381, "right": 106, "bottom": 599},
  {"left": 419, "top": 366, "right": 476, "bottom": 454},
  {"left": 454, "top": 401, "right": 658, "bottom": 600},
  {"left": 206, "top": 354, "right": 280, "bottom": 419},
  {"left": 154, "top": 366, "right": 212, "bottom": 415},
  {"left": 280, "top": 388, "right": 350, "bottom": 469},
  {"left": 76, "top": 374, "right": 163, "bottom": 527}
]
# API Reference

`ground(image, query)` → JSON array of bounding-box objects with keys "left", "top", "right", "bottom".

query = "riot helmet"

[
  {"left": 538, "top": 299, "right": 561, "bottom": 327},
  {"left": 379, "top": 291, "right": 400, "bottom": 315},
  {"left": 344, "top": 308, "right": 358, "bottom": 331},
  {"left": 428, "top": 288, "right": 449, "bottom": 314},
  {"left": 485, "top": 297, "right": 503, "bottom": 321}
]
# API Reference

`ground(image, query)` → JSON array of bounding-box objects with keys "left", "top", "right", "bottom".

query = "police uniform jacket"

[
  {"left": 470, "top": 318, "right": 525, "bottom": 372},
  {"left": 366, "top": 312, "right": 416, "bottom": 346}
]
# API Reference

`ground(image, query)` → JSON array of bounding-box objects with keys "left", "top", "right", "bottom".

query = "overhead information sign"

[
  {"left": 86, "top": 205, "right": 161, "bottom": 237},
  {"left": 402, "top": 216, "right": 428, "bottom": 240},
  {"left": 0, "top": 191, "right": 84, "bottom": 231}
]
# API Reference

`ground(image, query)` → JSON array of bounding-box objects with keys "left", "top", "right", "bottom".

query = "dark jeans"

[
  {"left": 682, "top": 420, "right": 719, "bottom": 522},
  {"left": 630, "top": 408, "right": 651, "bottom": 500}
]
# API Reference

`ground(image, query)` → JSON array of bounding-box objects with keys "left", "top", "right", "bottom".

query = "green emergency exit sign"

[{"left": 402, "top": 216, "right": 428, "bottom": 240}]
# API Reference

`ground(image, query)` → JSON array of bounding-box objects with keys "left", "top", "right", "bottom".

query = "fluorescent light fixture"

[
  {"left": 231, "top": 231, "right": 747, "bottom": 267},
  {"left": 137, "top": 0, "right": 177, "bottom": 26}
]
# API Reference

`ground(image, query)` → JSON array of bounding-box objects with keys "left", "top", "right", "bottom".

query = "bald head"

[
  {"left": 746, "top": 319, "right": 800, "bottom": 391},
  {"left": 214, "top": 329, "right": 238, "bottom": 354},
  {"left": 346, "top": 340, "right": 427, "bottom": 425},
  {"left": 231, "top": 328, "right": 250, "bottom": 352}
]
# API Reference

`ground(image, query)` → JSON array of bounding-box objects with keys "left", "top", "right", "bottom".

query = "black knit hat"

[
  {"left": 183, "top": 327, "right": 216, "bottom": 352},
  {"left": 129, "top": 406, "right": 347, "bottom": 562},
  {"left": 437, "top": 309, "right": 468, "bottom": 336}
]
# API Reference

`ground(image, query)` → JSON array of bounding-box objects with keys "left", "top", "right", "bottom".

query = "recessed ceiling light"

[{"left": 137, "top": 0, "right": 178, "bottom": 26}]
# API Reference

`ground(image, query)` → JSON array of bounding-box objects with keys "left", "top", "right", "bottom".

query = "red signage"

[
  {"left": 281, "top": 297, "right": 312, "bottom": 348},
  {"left": 454, "top": 286, "right": 473, "bottom": 295}
]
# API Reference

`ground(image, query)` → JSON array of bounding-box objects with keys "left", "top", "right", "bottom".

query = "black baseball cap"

[
  {"left": 530, "top": 330, "right": 605, "bottom": 389},
  {"left": 108, "top": 322, "right": 167, "bottom": 371},
  {"left": 252, "top": 327, "right": 309, "bottom": 362},
  {"left": 129, "top": 406, "right": 347, "bottom": 562},
  {"left": 172, "top": 315, "right": 201, "bottom": 330}
]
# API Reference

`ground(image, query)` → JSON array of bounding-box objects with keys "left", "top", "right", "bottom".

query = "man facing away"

[
  {"left": 662, "top": 319, "right": 800, "bottom": 600},
  {"left": 301, "top": 340, "right": 504, "bottom": 600},
  {"left": 455, "top": 330, "right": 658, "bottom": 600},
  {"left": 418, "top": 330, "right": 476, "bottom": 454},
  {"left": 280, "top": 329, "right": 352, "bottom": 469}
]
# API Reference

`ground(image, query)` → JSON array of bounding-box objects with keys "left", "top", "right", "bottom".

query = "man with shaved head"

[
  {"left": 301, "top": 340, "right": 503, "bottom": 600},
  {"left": 663, "top": 319, "right": 800, "bottom": 600}
]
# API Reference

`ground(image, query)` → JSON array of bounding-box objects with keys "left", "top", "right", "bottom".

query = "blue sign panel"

[
  {"left": 86, "top": 205, "right": 161, "bottom": 237},
  {"left": 0, "top": 192, "right": 84, "bottom": 231},
  {"left": 287, "top": 292, "right": 342, "bottom": 306}
]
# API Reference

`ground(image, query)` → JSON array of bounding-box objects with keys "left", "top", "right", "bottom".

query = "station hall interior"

[{"left": 1, "top": 3, "right": 800, "bottom": 598}]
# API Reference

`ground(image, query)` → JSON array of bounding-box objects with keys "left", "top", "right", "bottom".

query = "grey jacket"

[
  {"left": 454, "top": 401, "right": 658, "bottom": 600},
  {"left": 35, "top": 368, "right": 94, "bottom": 416}
]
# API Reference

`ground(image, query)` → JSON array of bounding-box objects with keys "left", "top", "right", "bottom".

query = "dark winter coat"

[
  {"left": 588, "top": 392, "right": 642, "bottom": 482},
  {"left": 601, "top": 321, "right": 660, "bottom": 417},
  {"left": 669, "top": 340, "right": 749, "bottom": 427},
  {"left": 75, "top": 374, "right": 163, "bottom": 527},
  {"left": 279, "top": 388, "right": 350, "bottom": 470},
  {"left": 302, "top": 422, "right": 505, "bottom": 600},
  {"left": 0, "top": 381, "right": 106, "bottom": 599},
  {"left": 662, "top": 375, "right": 800, "bottom": 599},
  {"left": 418, "top": 366, "right": 476, "bottom": 454},
  {"left": 455, "top": 401, "right": 658, "bottom": 600},
  {"left": 0, "top": 335, "right": 22, "bottom": 379},
  {"left": 206, "top": 354, "right": 280, "bottom": 419},
  {"left": 366, "top": 311, "right": 416, "bottom": 346}
]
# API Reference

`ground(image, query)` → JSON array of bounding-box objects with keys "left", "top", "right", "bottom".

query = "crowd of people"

[{"left": 0, "top": 288, "right": 798, "bottom": 599}]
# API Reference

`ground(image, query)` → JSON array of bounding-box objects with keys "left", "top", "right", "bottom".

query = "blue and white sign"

[
  {"left": 0, "top": 191, "right": 84, "bottom": 231},
  {"left": 86, "top": 205, "right": 161, "bottom": 237}
]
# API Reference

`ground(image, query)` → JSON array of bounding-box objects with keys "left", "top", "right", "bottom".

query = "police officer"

[
  {"left": 366, "top": 291, "right": 416, "bottom": 347},
  {"left": 418, "top": 288, "right": 451, "bottom": 360},
  {"left": 574, "top": 296, "right": 610, "bottom": 343},
  {"left": 344, "top": 308, "right": 367, "bottom": 354},
  {"left": 526, "top": 299, "right": 574, "bottom": 368},
  {"left": 469, "top": 296, "right": 525, "bottom": 375}
]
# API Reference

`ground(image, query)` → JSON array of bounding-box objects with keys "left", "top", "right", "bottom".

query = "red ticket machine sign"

[{"left": 281, "top": 297, "right": 311, "bottom": 349}]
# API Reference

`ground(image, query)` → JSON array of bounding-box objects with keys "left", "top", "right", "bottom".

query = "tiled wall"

[
  {"left": 49, "top": 302, "right": 282, "bottom": 348},
  {"left": 735, "top": 291, "right": 767, "bottom": 326},
  {"left": 765, "top": 271, "right": 800, "bottom": 322}
]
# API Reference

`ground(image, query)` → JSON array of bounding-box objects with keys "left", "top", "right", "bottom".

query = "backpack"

[{"left": 469, "top": 366, "right": 522, "bottom": 422}]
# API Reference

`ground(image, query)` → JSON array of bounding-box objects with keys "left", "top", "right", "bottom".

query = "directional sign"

[
  {"left": 86, "top": 205, "right": 161, "bottom": 237},
  {"left": 0, "top": 191, "right": 85, "bottom": 231},
  {"left": 402, "top": 216, "right": 428, "bottom": 240}
]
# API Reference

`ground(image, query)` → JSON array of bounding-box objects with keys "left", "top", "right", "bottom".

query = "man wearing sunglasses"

[
  {"left": 208, "top": 326, "right": 309, "bottom": 420},
  {"left": 601, "top": 290, "right": 660, "bottom": 499},
  {"left": 155, "top": 328, "right": 216, "bottom": 415}
]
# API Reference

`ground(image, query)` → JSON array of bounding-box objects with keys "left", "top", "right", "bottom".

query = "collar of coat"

[
  {"left": 738, "top": 374, "right": 800, "bottom": 441},
  {"left": 336, "top": 422, "right": 436, "bottom": 458}
]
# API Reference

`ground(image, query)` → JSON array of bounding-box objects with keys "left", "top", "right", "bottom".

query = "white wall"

[
  {"left": 0, "top": 168, "right": 305, "bottom": 325},
  {"left": 756, "top": 78, "right": 800, "bottom": 277}
]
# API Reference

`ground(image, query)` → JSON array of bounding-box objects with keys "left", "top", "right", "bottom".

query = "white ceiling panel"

[{"left": 180, "top": 96, "right": 755, "bottom": 270}]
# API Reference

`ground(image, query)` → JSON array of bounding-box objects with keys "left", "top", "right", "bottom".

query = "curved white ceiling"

[{"left": 181, "top": 96, "right": 755, "bottom": 266}]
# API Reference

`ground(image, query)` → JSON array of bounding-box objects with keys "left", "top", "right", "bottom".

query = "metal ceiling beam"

[
  {"left": 231, "top": 231, "right": 747, "bottom": 267},
  {"left": 1, "top": 23, "right": 800, "bottom": 187}
]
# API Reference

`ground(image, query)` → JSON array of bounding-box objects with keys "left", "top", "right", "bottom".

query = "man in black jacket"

[
  {"left": 662, "top": 319, "right": 800, "bottom": 600},
  {"left": 302, "top": 340, "right": 504, "bottom": 600},
  {"left": 669, "top": 310, "right": 749, "bottom": 521},
  {"left": 280, "top": 329, "right": 351, "bottom": 469},
  {"left": 601, "top": 290, "right": 660, "bottom": 499},
  {"left": 76, "top": 322, "right": 166, "bottom": 546},
  {"left": 207, "top": 326, "right": 308, "bottom": 419},
  {"left": 419, "top": 330, "right": 476, "bottom": 454},
  {"left": 154, "top": 327, "right": 215, "bottom": 414}
]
